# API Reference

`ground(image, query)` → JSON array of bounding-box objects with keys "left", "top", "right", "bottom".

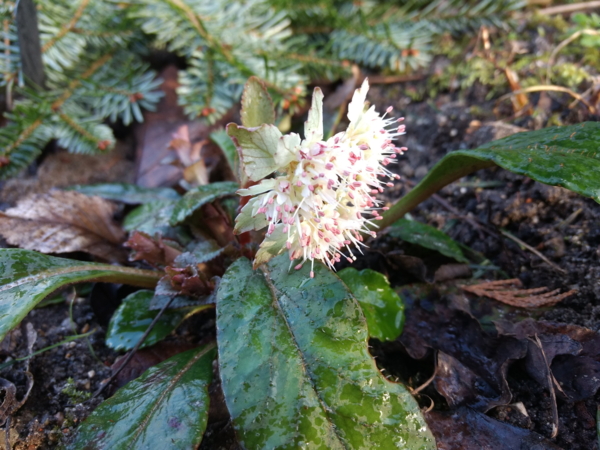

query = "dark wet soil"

[
  {"left": 0, "top": 80, "right": 599, "bottom": 449},
  {"left": 365, "top": 85, "right": 600, "bottom": 450}
]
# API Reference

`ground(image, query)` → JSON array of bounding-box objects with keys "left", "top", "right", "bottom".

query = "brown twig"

[
  {"left": 538, "top": 1, "right": 600, "bottom": 16},
  {"left": 496, "top": 85, "right": 596, "bottom": 113},
  {"left": 3, "top": 19, "right": 12, "bottom": 111},
  {"left": 411, "top": 354, "right": 438, "bottom": 395},
  {"left": 499, "top": 229, "right": 566, "bottom": 274},
  {"left": 530, "top": 335, "right": 559, "bottom": 439},
  {"left": 367, "top": 74, "right": 425, "bottom": 85},
  {"left": 92, "top": 295, "right": 175, "bottom": 398}
]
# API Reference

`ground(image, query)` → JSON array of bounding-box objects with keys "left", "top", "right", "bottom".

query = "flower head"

[{"left": 234, "top": 79, "right": 406, "bottom": 275}]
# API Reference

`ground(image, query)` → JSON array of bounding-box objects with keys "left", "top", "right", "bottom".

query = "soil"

[{"left": 0, "top": 78, "right": 599, "bottom": 449}]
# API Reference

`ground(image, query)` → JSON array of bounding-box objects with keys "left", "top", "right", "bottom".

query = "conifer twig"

[
  {"left": 2, "top": 52, "right": 112, "bottom": 156},
  {"left": 41, "top": 0, "right": 90, "bottom": 54}
]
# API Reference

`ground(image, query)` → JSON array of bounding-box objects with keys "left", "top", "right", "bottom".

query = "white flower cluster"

[{"left": 234, "top": 79, "right": 406, "bottom": 276}]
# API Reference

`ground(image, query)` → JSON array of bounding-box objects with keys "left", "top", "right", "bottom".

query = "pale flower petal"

[
  {"left": 234, "top": 77, "right": 403, "bottom": 273},
  {"left": 346, "top": 78, "right": 369, "bottom": 124}
]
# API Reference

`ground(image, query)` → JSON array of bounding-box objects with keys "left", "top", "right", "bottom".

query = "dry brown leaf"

[
  {"left": 0, "top": 190, "right": 126, "bottom": 261},
  {"left": 461, "top": 279, "right": 576, "bottom": 308}
]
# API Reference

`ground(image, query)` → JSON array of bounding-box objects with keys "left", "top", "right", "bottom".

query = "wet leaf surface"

[
  {"left": 387, "top": 219, "right": 469, "bottom": 263},
  {"left": 393, "top": 285, "right": 600, "bottom": 447},
  {"left": 0, "top": 190, "right": 126, "bottom": 261},
  {"left": 499, "top": 320, "right": 600, "bottom": 402},
  {"left": 123, "top": 199, "right": 190, "bottom": 242},
  {"left": 68, "top": 183, "right": 181, "bottom": 204},
  {"left": 217, "top": 256, "right": 435, "bottom": 450},
  {"left": 110, "top": 341, "right": 199, "bottom": 390},
  {"left": 169, "top": 181, "right": 239, "bottom": 226},
  {"left": 398, "top": 289, "right": 527, "bottom": 410},
  {"left": 338, "top": 268, "right": 405, "bottom": 341},
  {"left": 381, "top": 122, "right": 600, "bottom": 230},
  {"left": 210, "top": 129, "right": 239, "bottom": 178},
  {"left": 106, "top": 290, "right": 211, "bottom": 351},
  {"left": 425, "top": 407, "right": 563, "bottom": 450},
  {"left": 0, "top": 249, "right": 160, "bottom": 342},
  {"left": 67, "top": 345, "right": 216, "bottom": 450}
]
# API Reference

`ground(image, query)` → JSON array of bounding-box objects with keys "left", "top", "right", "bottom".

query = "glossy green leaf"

[
  {"left": 66, "top": 344, "right": 216, "bottom": 450},
  {"left": 0, "top": 249, "right": 161, "bottom": 342},
  {"left": 216, "top": 256, "right": 435, "bottom": 450},
  {"left": 338, "top": 268, "right": 405, "bottom": 341},
  {"left": 169, "top": 181, "right": 239, "bottom": 226},
  {"left": 388, "top": 219, "right": 469, "bottom": 263},
  {"left": 106, "top": 290, "right": 210, "bottom": 351},
  {"left": 67, "top": 183, "right": 180, "bottom": 204},
  {"left": 123, "top": 200, "right": 188, "bottom": 242},
  {"left": 210, "top": 129, "right": 239, "bottom": 176},
  {"left": 380, "top": 122, "right": 600, "bottom": 230},
  {"left": 240, "top": 76, "right": 275, "bottom": 128}
]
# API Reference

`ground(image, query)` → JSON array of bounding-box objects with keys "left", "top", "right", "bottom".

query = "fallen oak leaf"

[
  {"left": 0, "top": 190, "right": 126, "bottom": 262},
  {"left": 461, "top": 278, "right": 576, "bottom": 308}
]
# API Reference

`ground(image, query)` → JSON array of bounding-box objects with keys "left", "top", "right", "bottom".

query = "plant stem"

[{"left": 376, "top": 159, "right": 495, "bottom": 231}]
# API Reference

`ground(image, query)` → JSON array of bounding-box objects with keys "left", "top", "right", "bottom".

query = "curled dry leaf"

[
  {"left": 124, "top": 231, "right": 182, "bottom": 267},
  {"left": 461, "top": 278, "right": 576, "bottom": 308},
  {"left": 0, "top": 190, "right": 126, "bottom": 262}
]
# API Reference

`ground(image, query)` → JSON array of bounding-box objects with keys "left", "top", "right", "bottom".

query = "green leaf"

[
  {"left": 0, "top": 249, "right": 161, "bottom": 342},
  {"left": 240, "top": 76, "right": 275, "bottom": 128},
  {"left": 226, "top": 123, "right": 282, "bottom": 182},
  {"left": 68, "top": 183, "right": 181, "bottom": 204},
  {"left": 216, "top": 256, "right": 435, "bottom": 450},
  {"left": 210, "top": 129, "right": 240, "bottom": 177},
  {"left": 169, "top": 181, "right": 239, "bottom": 226},
  {"left": 123, "top": 200, "right": 189, "bottom": 242},
  {"left": 106, "top": 290, "right": 210, "bottom": 351},
  {"left": 380, "top": 122, "right": 600, "bottom": 230},
  {"left": 65, "top": 345, "right": 216, "bottom": 450},
  {"left": 338, "top": 268, "right": 405, "bottom": 341},
  {"left": 388, "top": 219, "right": 469, "bottom": 263}
]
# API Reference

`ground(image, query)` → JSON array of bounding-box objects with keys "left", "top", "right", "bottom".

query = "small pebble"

[{"left": 87, "top": 370, "right": 95, "bottom": 379}]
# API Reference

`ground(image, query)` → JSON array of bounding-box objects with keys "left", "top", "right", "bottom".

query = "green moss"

[{"left": 61, "top": 378, "right": 91, "bottom": 404}]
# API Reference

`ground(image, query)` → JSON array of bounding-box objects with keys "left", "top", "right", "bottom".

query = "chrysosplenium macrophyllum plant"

[
  {"left": 0, "top": 76, "right": 598, "bottom": 449},
  {"left": 230, "top": 79, "right": 405, "bottom": 275}
]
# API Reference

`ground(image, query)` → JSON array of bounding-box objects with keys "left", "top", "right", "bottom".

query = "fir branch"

[
  {"left": 2, "top": 117, "right": 43, "bottom": 157},
  {"left": 41, "top": 0, "right": 90, "bottom": 54},
  {"left": 51, "top": 52, "right": 113, "bottom": 110},
  {"left": 1, "top": 52, "right": 112, "bottom": 163}
]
